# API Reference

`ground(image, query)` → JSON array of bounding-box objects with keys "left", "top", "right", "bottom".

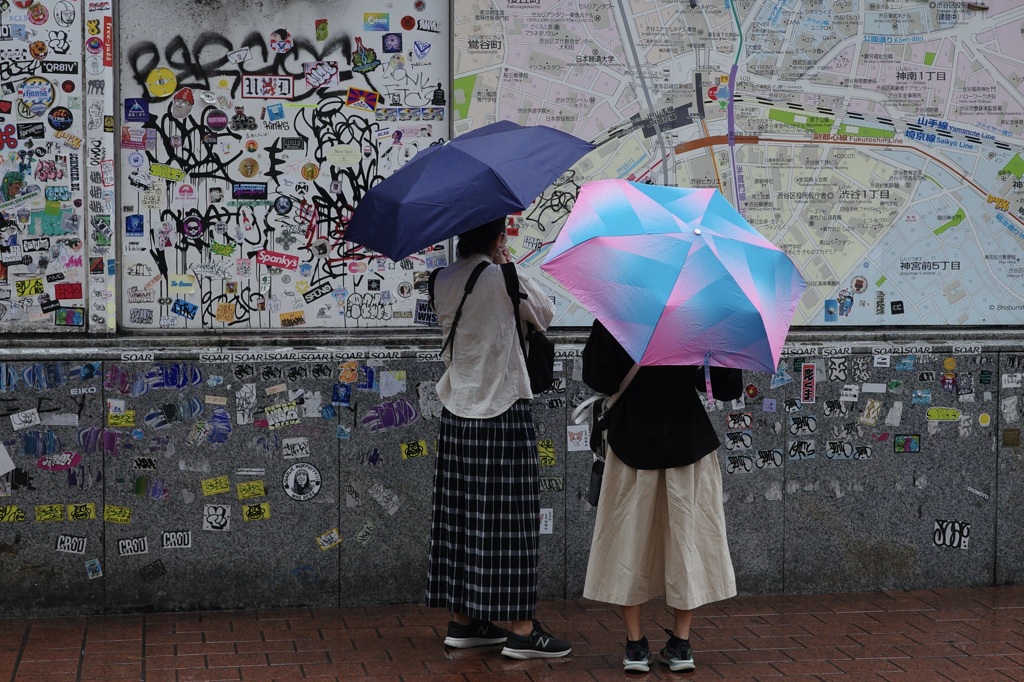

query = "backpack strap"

[
  {"left": 439, "top": 261, "right": 490, "bottom": 358},
  {"left": 427, "top": 267, "right": 443, "bottom": 312},
  {"left": 500, "top": 262, "right": 530, "bottom": 361}
]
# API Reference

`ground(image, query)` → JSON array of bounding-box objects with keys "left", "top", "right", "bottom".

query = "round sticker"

[
  {"left": 170, "top": 88, "right": 195, "bottom": 119},
  {"left": 326, "top": 145, "right": 360, "bottom": 168},
  {"left": 27, "top": 2, "right": 48, "bottom": 25},
  {"left": 178, "top": 184, "right": 196, "bottom": 201},
  {"left": 238, "top": 158, "right": 259, "bottom": 178},
  {"left": 269, "top": 28, "right": 293, "bottom": 54},
  {"left": 181, "top": 215, "right": 203, "bottom": 237},
  {"left": 61, "top": 80, "right": 75, "bottom": 93},
  {"left": 414, "top": 0, "right": 426, "bottom": 10},
  {"left": 86, "top": 55, "right": 104, "bottom": 75},
  {"left": 29, "top": 40, "right": 48, "bottom": 60},
  {"left": 206, "top": 109, "right": 229, "bottom": 131},
  {"left": 128, "top": 152, "right": 145, "bottom": 168},
  {"left": 301, "top": 162, "right": 320, "bottom": 180},
  {"left": 979, "top": 413, "right": 991, "bottom": 426},
  {"left": 744, "top": 383, "right": 760, "bottom": 400},
  {"left": 273, "top": 196, "right": 292, "bottom": 214},
  {"left": 18, "top": 77, "right": 55, "bottom": 108},
  {"left": 47, "top": 106, "right": 73, "bottom": 131},
  {"left": 283, "top": 463, "right": 322, "bottom": 501},
  {"left": 943, "top": 357, "right": 956, "bottom": 371},
  {"left": 145, "top": 67, "right": 178, "bottom": 98},
  {"left": 54, "top": 0, "right": 75, "bottom": 28},
  {"left": 85, "top": 36, "right": 103, "bottom": 54},
  {"left": 244, "top": 139, "right": 259, "bottom": 153},
  {"left": 401, "top": 15, "right": 416, "bottom": 30},
  {"left": 200, "top": 90, "right": 217, "bottom": 104}
]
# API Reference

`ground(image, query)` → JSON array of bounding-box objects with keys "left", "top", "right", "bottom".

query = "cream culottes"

[{"left": 583, "top": 447, "right": 737, "bottom": 611}]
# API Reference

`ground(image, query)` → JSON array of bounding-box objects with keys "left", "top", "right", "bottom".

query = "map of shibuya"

[{"left": 451, "top": 0, "right": 1024, "bottom": 326}]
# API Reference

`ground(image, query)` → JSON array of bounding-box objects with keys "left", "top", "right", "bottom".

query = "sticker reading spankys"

[{"left": 283, "top": 462, "right": 322, "bottom": 501}]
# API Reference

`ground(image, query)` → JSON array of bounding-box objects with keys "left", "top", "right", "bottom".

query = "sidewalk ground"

[{"left": 1, "top": 585, "right": 1022, "bottom": 681}]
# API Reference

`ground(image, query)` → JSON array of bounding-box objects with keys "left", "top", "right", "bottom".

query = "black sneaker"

[
  {"left": 659, "top": 628, "right": 694, "bottom": 672},
  {"left": 623, "top": 636, "right": 650, "bottom": 672},
  {"left": 500, "top": 620, "right": 572, "bottom": 659},
  {"left": 443, "top": 618, "right": 508, "bottom": 648}
]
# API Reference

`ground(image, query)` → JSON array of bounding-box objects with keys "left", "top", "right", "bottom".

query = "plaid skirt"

[{"left": 425, "top": 400, "right": 540, "bottom": 622}]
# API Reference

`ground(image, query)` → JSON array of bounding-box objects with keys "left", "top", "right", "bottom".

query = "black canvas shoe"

[
  {"left": 623, "top": 636, "right": 650, "bottom": 672},
  {"left": 658, "top": 628, "right": 695, "bottom": 671},
  {"left": 443, "top": 618, "right": 508, "bottom": 648},
  {"left": 500, "top": 620, "right": 572, "bottom": 659}
]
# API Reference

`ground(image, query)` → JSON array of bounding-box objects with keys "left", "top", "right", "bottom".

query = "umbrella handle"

[{"left": 704, "top": 353, "right": 713, "bottom": 403}]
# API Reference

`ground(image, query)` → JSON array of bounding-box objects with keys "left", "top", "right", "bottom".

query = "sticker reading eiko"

[{"left": 283, "top": 462, "right": 322, "bottom": 501}]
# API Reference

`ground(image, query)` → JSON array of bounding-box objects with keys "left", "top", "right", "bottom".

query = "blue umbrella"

[{"left": 346, "top": 121, "right": 594, "bottom": 261}]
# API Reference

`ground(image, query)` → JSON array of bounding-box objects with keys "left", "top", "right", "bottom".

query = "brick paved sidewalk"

[{"left": 1, "top": 586, "right": 1022, "bottom": 681}]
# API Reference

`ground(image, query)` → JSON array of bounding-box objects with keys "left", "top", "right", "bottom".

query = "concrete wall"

[{"left": 0, "top": 333, "right": 1021, "bottom": 617}]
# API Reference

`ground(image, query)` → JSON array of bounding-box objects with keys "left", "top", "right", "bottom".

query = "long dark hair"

[{"left": 456, "top": 217, "right": 505, "bottom": 259}]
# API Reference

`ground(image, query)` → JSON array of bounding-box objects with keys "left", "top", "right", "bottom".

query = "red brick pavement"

[{"left": 1, "top": 586, "right": 1022, "bottom": 680}]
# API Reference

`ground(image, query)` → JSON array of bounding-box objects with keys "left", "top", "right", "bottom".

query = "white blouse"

[{"left": 432, "top": 253, "right": 555, "bottom": 418}]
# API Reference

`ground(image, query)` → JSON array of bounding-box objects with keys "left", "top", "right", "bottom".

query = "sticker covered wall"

[
  {"left": 0, "top": 0, "right": 89, "bottom": 331},
  {"left": 118, "top": 0, "right": 450, "bottom": 330}
]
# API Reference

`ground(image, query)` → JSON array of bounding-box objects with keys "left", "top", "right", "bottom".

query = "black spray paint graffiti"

[
  {"left": 127, "top": 32, "right": 357, "bottom": 102},
  {"left": 123, "top": 23, "right": 448, "bottom": 330}
]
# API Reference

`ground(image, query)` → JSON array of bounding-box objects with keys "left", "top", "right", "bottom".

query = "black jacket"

[{"left": 581, "top": 321, "right": 743, "bottom": 469}]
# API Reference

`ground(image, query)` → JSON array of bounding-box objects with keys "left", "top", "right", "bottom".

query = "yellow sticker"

[
  {"left": 104, "top": 505, "right": 132, "bottom": 524},
  {"left": 338, "top": 360, "right": 359, "bottom": 383},
  {"left": 241, "top": 502, "right": 270, "bottom": 521},
  {"left": 67, "top": 503, "right": 96, "bottom": 521},
  {"left": 537, "top": 439, "right": 556, "bottom": 467},
  {"left": 215, "top": 302, "right": 234, "bottom": 322},
  {"left": 316, "top": 527, "right": 343, "bottom": 551},
  {"left": 0, "top": 505, "right": 26, "bottom": 522},
  {"left": 279, "top": 310, "right": 306, "bottom": 327},
  {"left": 108, "top": 410, "right": 136, "bottom": 427},
  {"left": 926, "top": 407, "right": 961, "bottom": 422},
  {"left": 979, "top": 413, "right": 991, "bottom": 426},
  {"left": 943, "top": 357, "right": 956, "bottom": 371},
  {"left": 237, "top": 480, "right": 266, "bottom": 500},
  {"left": 16, "top": 277, "right": 44, "bottom": 297},
  {"left": 35, "top": 504, "right": 65, "bottom": 521},
  {"left": 400, "top": 440, "right": 428, "bottom": 460},
  {"left": 202, "top": 475, "right": 231, "bottom": 496},
  {"left": 145, "top": 67, "right": 177, "bottom": 97}
]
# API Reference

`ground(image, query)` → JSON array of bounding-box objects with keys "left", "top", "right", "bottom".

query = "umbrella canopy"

[
  {"left": 346, "top": 121, "right": 595, "bottom": 261},
  {"left": 542, "top": 179, "right": 806, "bottom": 373}
]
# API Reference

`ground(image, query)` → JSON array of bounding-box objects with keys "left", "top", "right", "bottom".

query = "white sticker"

[
  {"left": 539, "top": 508, "right": 553, "bottom": 535},
  {"left": 566, "top": 424, "right": 590, "bottom": 452},
  {"left": 11, "top": 408, "right": 40, "bottom": 431}
]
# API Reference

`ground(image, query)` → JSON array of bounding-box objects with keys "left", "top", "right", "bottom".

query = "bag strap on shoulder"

[
  {"left": 499, "top": 262, "right": 530, "bottom": 360},
  {"left": 439, "top": 261, "right": 490, "bottom": 357}
]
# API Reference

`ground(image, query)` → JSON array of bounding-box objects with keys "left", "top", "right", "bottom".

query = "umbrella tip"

[{"left": 694, "top": 228, "right": 702, "bottom": 235}]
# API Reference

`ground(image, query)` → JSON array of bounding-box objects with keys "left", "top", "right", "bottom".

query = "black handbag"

[{"left": 500, "top": 263, "right": 555, "bottom": 394}]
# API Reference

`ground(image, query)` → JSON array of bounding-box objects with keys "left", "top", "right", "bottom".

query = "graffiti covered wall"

[
  {"left": 0, "top": 0, "right": 95, "bottom": 331},
  {"left": 118, "top": 0, "right": 450, "bottom": 330}
]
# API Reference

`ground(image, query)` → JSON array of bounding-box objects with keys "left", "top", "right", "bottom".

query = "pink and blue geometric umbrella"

[{"left": 541, "top": 179, "right": 806, "bottom": 373}]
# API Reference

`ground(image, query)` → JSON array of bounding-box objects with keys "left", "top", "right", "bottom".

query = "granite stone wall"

[{"left": 0, "top": 338, "right": 1019, "bottom": 617}]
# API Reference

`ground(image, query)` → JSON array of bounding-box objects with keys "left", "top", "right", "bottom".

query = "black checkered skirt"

[{"left": 425, "top": 400, "right": 540, "bottom": 622}]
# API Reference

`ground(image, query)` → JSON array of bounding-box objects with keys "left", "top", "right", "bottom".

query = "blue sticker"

[
  {"left": 332, "top": 382, "right": 351, "bottom": 406},
  {"left": 266, "top": 103, "right": 285, "bottom": 121},
  {"left": 124, "top": 98, "right": 149, "bottom": 122},
  {"left": 125, "top": 214, "right": 144, "bottom": 237},
  {"left": 171, "top": 298, "right": 198, "bottom": 320}
]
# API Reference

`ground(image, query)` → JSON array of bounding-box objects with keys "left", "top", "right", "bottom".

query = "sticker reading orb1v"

[{"left": 283, "top": 462, "right": 321, "bottom": 501}]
